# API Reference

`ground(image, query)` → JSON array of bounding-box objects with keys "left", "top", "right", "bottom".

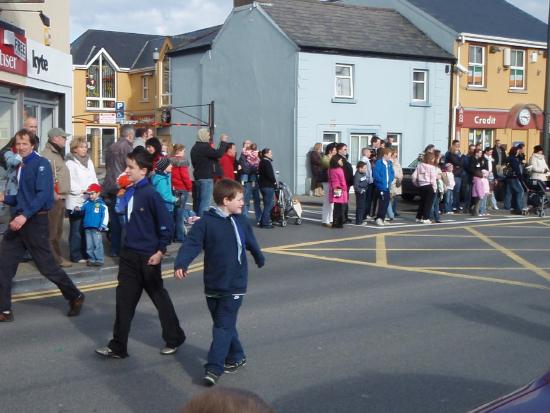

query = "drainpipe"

[
  {"left": 451, "top": 37, "right": 463, "bottom": 145},
  {"left": 544, "top": 4, "right": 550, "bottom": 162}
]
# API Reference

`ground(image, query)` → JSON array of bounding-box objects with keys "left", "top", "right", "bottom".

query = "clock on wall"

[{"left": 518, "top": 109, "right": 531, "bottom": 126}]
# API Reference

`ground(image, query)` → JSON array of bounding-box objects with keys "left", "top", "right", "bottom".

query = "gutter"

[{"left": 460, "top": 32, "right": 547, "bottom": 49}]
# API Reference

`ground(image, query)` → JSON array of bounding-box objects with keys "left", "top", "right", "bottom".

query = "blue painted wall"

[
  {"left": 170, "top": 7, "right": 298, "bottom": 188},
  {"left": 296, "top": 52, "right": 451, "bottom": 193}
]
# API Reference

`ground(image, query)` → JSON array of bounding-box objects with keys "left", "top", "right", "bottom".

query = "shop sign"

[
  {"left": 457, "top": 109, "right": 508, "bottom": 129},
  {"left": 26, "top": 39, "right": 71, "bottom": 86},
  {"left": 130, "top": 113, "right": 155, "bottom": 124},
  {"left": 0, "top": 29, "right": 27, "bottom": 76}
]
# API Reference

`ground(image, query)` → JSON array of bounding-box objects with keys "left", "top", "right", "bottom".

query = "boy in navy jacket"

[
  {"left": 175, "top": 179, "right": 265, "bottom": 386},
  {"left": 81, "top": 183, "right": 109, "bottom": 266},
  {"left": 96, "top": 147, "right": 185, "bottom": 359}
]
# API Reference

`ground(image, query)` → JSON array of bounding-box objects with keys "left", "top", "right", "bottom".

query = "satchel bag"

[{"left": 333, "top": 187, "right": 343, "bottom": 198}]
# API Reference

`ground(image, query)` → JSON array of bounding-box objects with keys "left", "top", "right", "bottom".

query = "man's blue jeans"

[
  {"left": 197, "top": 179, "right": 214, "bottom": 216},
  {"left": 260, "top": 187, "right": 275, "bottom": 226},
  {"left": 243, "top": 179, "right": 262, "bottom": 223},
  {"left": 444, "top": 190, "right": 453, "bottom": 213},
  {"left": 452, "top": 175, "right": 462, "bottom": 210},
  {"left": 205, "top": 295, "right": 245, "bottom": 376}
]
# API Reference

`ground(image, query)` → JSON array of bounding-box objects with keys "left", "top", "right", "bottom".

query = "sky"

[{"left": 70, "top": 0, "right": 549, "bottom": 41}]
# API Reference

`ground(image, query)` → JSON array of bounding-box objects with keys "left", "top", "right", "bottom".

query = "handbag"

[{"left": 333, "top": 187, "right": 343, "bottom": 198}]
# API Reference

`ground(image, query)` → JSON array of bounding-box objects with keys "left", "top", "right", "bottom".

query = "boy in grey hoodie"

[{"left": 353, "top": 161, "right": 370, "bottom": 225}]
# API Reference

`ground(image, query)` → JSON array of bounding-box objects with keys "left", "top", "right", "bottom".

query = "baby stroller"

[
  {"left": 271, "top": 180, "right": 303, "bottom": 227},
  {"left": 525, "top": 178, "right": 550, "bottom": 217}
]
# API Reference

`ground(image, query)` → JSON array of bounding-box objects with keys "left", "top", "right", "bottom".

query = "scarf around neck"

[{"left": 67, "top": 152, "right": 90, "bottom": 168}]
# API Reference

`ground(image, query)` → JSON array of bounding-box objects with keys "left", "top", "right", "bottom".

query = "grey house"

[{"left": 169, "top": 0, "right": 454, "bottom": 194}]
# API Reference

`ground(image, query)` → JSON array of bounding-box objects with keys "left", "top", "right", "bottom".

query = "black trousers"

[
  {"left": 333, "top": 203, "right": 345, "bottom": 228},
  {"left": 0, "top": 214, "right": 81, "bottom": 312},
  {"left": 355, "top": 191, "right": 367, "bottom": 224},
  {"left": 416, "top": 185, "right": 435, "bottom": 220},
  {"left": 376, "top": 190, "right": 390, "bottom": 220},
  {"left": 109, "top": 249, "right": 186, "bottom": 356}
]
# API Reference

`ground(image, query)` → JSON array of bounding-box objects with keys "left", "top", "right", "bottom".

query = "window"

[
  {"left": 510, "top": 49, "right": 525, "bottom": 89},
  {"left": 86, "top": 127, "right": 116, "bottom": 166},
  {"left": 24, "top": 101, "right": 57, "bottom": 151},
  {"left": 334, "top": 64, "right": 354, "bottom": 98},
  {"left": 161, "top": 55, "right": 171, "bottom": 106},
  {"left": 386, "top": 132, "right": 402, "bottom": 163},
  {"left": 468, "top": 129, "right": 494, "bottom": 148},
  {"left": 86, "top": 54, "right": 116, "bottom": 110},
  {"left": 0, "top": 98, "right": 14, "bottom": 149},
  {"left": 141, "top": 76, "right": 149, "bottom": 101},
  {"left": 412, "top": 70, "right": 428, "bottom": 102},
  {"left": 468, "top": 45, "right": 485, "bottom": 87},
  {"left": 350, "top": 134, "right": 374, "bottom": 164},
  {"left": 322, "top": 131, "right": 341, "bottom": 150}
]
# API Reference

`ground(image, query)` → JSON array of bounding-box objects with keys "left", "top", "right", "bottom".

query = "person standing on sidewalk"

[
  {"left": 319, "top": 143, "right": 337, "bottom": 227},
  {"left": 41, "top": 128, "right": 73, "bottom": 268},
  {"left": 0, "top": 129, "right": 84, "bottom": 322},
  {"left": 81, "top": 183, "right": 108, "bottom": 267},
  {"left": 95, "top": 147, "right": 185, "bottom": 358},
  {"left": 103, "top": 125, "right": 135, "bottom": 257}
]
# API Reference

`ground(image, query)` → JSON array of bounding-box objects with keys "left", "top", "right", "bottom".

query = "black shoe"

[
  {"left": 344, "top": 219, "right": 352, "bottom": 224},
  {"left": 260, "top": 224, "right": 274, "bottom": 229},
  {"left": 224, "top": 357, "right": 246, "bottom": 373},
  {"left": 95, "top": 346, "right": 124, "bottom": 359},
  {"left": 68, "top": 293, "right": 85, "bottom": 317},
  {"left": 0, "top": 311, "right": 13, "bottom": 322},
  {"left": 203, "top": 370, "right": 220, "bottom": 386}
]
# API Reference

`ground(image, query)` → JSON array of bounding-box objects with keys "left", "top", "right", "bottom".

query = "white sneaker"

[
  {"left": 493, "top": 206, "right": 499, "bottom": 210},
  {"left": 421, "top": 219, "right": 432, "bottom": 224},
  {"left": 446, "top": 211, "right": 454, "bottom": 215},
  {"left": 415, "top": 218, "right": 422, "bottom": 223},
  {"left": 366, "top": 215, "right": 373, "bottom": 221},
  {"left": 375, "top": 218, "right": 385, "bottom": 226}
]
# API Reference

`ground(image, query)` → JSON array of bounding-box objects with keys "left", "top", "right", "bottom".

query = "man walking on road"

[{"left": 0, "top": 129, "right": 84, "bottom": 322}]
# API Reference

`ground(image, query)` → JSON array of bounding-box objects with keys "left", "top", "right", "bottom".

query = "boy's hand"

[
  {"left": 174, "top": 269, "right": 188, "bottom": 279},
  {"left": 147, "top": 251, "right": 163, "bottom": 265}
]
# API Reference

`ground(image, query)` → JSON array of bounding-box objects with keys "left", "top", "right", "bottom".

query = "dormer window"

[{"left": 86, "top": 54, "right": 116, "bottom": 110}]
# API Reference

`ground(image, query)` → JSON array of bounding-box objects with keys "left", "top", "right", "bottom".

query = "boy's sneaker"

[
  {"left": 375, "top": 218, "right": 384, "bottom": 226},
  {"left": 224, "top": 357, "right": 247, "bottom": 373},
  {"left": 203, "top": 370, "right": 220, "bottom": 386}
]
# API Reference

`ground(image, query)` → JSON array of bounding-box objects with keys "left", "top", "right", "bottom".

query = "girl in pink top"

[
  {"left": 328, "top": 156, "right": 348, "bottom": 228},
  {"left": 412, "top": 152, "right": 437, "bottom": 223}
]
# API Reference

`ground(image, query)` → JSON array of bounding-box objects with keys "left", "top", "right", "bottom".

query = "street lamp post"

[{"left": 544, "top": 2, "right": 550, "bottom": 160}]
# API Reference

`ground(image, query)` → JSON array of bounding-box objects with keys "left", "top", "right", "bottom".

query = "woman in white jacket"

[
  {"left": 66, "top": 136, "right": 98, "bottom": 263},
  {"left": 528, "top": 145, "right": 549, "bottom": 183}
]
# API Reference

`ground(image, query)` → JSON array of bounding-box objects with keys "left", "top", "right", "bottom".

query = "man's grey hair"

[{"left": 120, "top": 125, "right": 135, "bottom": 140}]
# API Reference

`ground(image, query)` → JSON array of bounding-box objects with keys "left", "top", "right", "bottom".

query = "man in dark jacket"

[
  {"left": 103, "top": 125, "right": 134, "bottom": 256},
  {"left": 190, "top": 128, "right": 224, "bottom": 216},
  {"left": 334, "top": 143, "right": 354, "bottom": 223},
  {"left": 445, "top": 140, "right": 464, "bottom": 211},
  {"left": 0, "top": 130, "right": 84, "bottom": 322}
]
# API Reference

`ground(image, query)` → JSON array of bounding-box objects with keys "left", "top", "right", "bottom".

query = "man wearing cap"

[
  {"left": 0, "top": 129, "right": 84, "bottom": 322},
  {"left": 41, "top": 127, "right": 72, "bottom": 267}
]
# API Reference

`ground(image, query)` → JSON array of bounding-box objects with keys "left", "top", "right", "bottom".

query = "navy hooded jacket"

[{"left": 175, "top": 209, "right": 265, "bottom": 295}]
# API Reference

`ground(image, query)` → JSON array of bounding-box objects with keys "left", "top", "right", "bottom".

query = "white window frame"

[
  {"left": 161, "top": 55, "right": 171, "bottom": 107},
  {"left": 86, "top": 126, "right": 118, "bottom": 166},
  {"left": 334, "top": 64, "right": 354, "bottom": 99},
  {"left": 24, "top": 99, "right": 58, "bottom": 151},
  {"left": 468, "top": 129, "right": 494, "bottom": 149},
  {"left": 468, "top": 45, "right": 485, "bottom": 87},
  {"left": 412, "top": 70, "right": 428, "bottom": 102},
  {"left": 509, "top": 49, "right": 525, "bottom": 90},
  {"left": 350, "top": 133, "right": 374, "bottom": 165},
  {"left": 85, "top": 53, "right": 117, "bottom": 111},
  {"left": 141, "top": 75, "right": 149, "bottom": 101},
  {"left": 322, "top": 131, "right": 341, "bottom": 150},
  {"left": 386, "top": 132, "right": 402, "bottom": 163}
]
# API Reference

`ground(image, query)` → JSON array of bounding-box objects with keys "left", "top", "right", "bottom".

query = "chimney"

[{"left": 234, "top": 0, "right": 253, "bottom": 7}]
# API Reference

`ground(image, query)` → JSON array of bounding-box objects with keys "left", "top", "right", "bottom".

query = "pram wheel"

[
  {"left": 281, "top": 220, "right": 287, "bottom": 227},
  {"left": 295, "top": 218, "right": 302, "bottom": 225}
]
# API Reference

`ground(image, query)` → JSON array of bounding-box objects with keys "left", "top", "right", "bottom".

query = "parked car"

[
  {"left": 469, "top": 369, "right": 550, "bottom": 412},
  {"left": 401, "top": 159, "right": 420, "bottom": 201}
]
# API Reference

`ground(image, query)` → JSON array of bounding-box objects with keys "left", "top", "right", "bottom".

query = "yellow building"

[
  {"left": 454, "top": 35, "right": 546, "bottom": 154},
  {"left": 71, "top": 30, "right": 174, "bottom": 165},
  {"left": 0, "top": 0, "right": 72, "bottom": 150}
]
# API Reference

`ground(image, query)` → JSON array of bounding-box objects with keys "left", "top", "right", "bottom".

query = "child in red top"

[
  {"left": 170, "top": 144, "right": 193, "bottom": 242},
  {"left": 219, "top": 143, "right": 237, "bottom": 180}
]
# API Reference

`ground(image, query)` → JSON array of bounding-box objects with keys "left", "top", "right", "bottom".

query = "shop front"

[{"left": 456, "top": 104, "right": 543, "bottom": 153}]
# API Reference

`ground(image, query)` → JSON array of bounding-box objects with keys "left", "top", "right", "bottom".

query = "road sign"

[{"left": 115, "top": 101, "right": 125, "bottom": 123}]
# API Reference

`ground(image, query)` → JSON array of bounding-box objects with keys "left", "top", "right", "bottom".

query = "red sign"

[
  {"left": 0, "top": 29, "right": 27, "bottom": 76},
  {"left": 456, "top": 107, "right": 542, "bottom": 130}
]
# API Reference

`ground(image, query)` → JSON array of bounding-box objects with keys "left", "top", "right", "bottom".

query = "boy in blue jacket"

[
  {"left": 372, "top": 148, "right": 395, "bottom": 226},
  {"left": 175, "top": 179, "right": 265, "bottom": 386},
  {"left": 81, "top": 183, "right": 109, "bottom": 266}
]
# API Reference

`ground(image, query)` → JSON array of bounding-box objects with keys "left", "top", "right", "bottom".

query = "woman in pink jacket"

[
  {"left": 412, "top": 152, "right": 437, "bottom": 224},
  {"left": 328, "top": 156, "right": 348, "bottom": 228}
]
